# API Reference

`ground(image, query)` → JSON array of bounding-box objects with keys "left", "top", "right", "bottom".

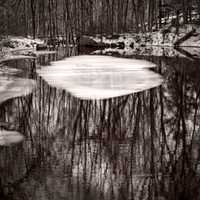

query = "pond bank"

[
  {"left": 80, "top": 24, "right": 200, "bottom": 48},
  {"left": 0, "top": 37, "right": 57, "bottom": 63},
  {"left": 1, "top": 23, "right": 200, "bottom": 61},
  {"left": 79, "top": 23, "right": 200, "bottom": 59}
]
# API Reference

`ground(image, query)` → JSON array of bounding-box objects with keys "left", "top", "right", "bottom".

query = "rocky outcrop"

[{"left": 78, "top": 36, "right": 108, "bottom": 48}]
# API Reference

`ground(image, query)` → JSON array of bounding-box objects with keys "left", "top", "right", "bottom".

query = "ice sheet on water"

[
  {"left": 0, "top": 77, "right": 36, "bottom": 104},
  {"left": 0, "top": 66, "right": 22, "bottom": 75},
  {"left": 0, "top": 55, "right": 35, "bottom": 63},
  {"left": 0, "top": 130, "right": 24, "bottom": 146},
  {"left": 50, "top": 55, "right": 156, "bottom": 69},
  {"left": 37, "top": 55, "right": 163, "bottom": 100},
  {"left": 34, "top": 51, "right": 56, "bottom": 56}
]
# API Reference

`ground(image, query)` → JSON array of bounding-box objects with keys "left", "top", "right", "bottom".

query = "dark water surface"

[{"left": 0, "top": 47, "right": 200, "bottom": 200}]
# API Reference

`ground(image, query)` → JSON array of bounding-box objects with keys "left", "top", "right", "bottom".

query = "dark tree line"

[{"left": 0, "top": 0, "right": 199, "bottom": 39}]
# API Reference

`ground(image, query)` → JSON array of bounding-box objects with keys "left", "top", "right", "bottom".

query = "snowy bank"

[
  {"left": 92, "top": 46, "right": 187, "bottom": 58},
  {"left": 0, "top": 36, "right": 51, "bottom": 62},
  {"left": 80, "top": 24, "right": 200, "bottom": 49},
  {"left": 0, "top": 36, "right": 45, "bottom": 51}
]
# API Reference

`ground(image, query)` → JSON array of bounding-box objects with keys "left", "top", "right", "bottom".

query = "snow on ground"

[
  {"left": 89, "top": 33, "right": 135, "bottom": 46},
  {"left": 0, "top": 36, "right": 46, "bottom": 52},
  {"left": 7, "top": 36, "right": 44, "bottom": 49},
  {"left": 89, "top": 24, "right": 200, "bottom": 49},
  {"left": 0, "top": 36, "right": 45, "bottom": 52},
  {"left": 37, "top": 55, "right": 163, "bottom": 100},
  {"left": 90, "top": 31, "right": 181, "bottom": 48},
  {"left": 87, "top": 24, "right": 200, "bottom": 58},
  {"left": 92, "top": 46, "right": 187, "bottom": 58},
  {"left": 0, "top": 36, "right": 56, "bottom": 62},
  {"left": 1, "top": 22, "right": 200, "bottom": 61}
]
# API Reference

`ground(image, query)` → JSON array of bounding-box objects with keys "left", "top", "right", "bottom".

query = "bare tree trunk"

[{"left": 30, "top": 0, "right": 36, "bottom": 38}]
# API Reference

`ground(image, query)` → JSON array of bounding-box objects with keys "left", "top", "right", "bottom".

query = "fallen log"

[{"left": 174, "top": 29, "right": 196, "bottom": 46}]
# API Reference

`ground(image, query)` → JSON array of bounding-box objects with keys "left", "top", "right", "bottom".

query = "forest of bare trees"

[{"left": 0, "top": 0, "right": 199, "bottom": 40}]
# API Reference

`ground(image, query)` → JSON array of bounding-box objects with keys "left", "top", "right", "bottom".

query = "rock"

[
  {"left": 36, "top": 43, "right": 48, "bottom": 50},
  {"left": 116, "top": 42, "right": 125, "bottom": 49},
  {"left": 98, "top": 42, "right": 109, "bottom": 48},
  {"left": 130, "top": 42, "right": 134, "bottom": 48},
  {"left": 79, "top": 36, "right": 99, "bottom": 47},
  {"left": 2, "top": 40, "right": 15, "bottom": 48},
  {"left": 111, "top": 43, "right": 118, "bottom": 48},
  {"left": 78, "top": 36, "right": 108, "bottom": 48},
  {"left": 107, "top": 34, "right": 120, "bottom": 40},
  {"left": 47, "top": 38, "right": 58, "bottom": 46}
]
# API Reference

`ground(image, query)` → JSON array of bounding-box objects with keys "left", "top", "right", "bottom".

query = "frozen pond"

[{"left": 0, "top": 47, "right": 200, "bottom": 200}]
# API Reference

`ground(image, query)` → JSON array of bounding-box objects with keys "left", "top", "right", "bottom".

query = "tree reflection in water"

[{"left": 0, "top": 48, "right": 200, "bottom": 200}]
